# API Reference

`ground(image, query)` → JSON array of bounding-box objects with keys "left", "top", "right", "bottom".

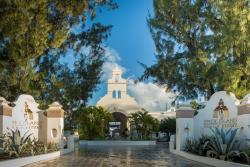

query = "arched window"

[
  {"left": 112, "top": 90, "right": 116, "bottom": 99},
  {"left": 118, "top": 90, "right": 121, "bottom": 99}
]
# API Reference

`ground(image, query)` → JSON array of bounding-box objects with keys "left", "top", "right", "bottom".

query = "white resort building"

[{"left": 96, "top": 67, "right": 175, "bottom": 136}]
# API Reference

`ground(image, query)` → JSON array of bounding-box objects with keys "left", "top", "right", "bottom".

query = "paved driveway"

[{"left": 24, "top": 143, "right": 211, "bottom": 167}]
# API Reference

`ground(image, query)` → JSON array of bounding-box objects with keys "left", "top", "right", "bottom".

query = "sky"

[
  {"left": 93, "top": 0, "right": 156, "bottom": 77},
  {"left": 84, "top": 0, "right": 175, "bottom": 111}
]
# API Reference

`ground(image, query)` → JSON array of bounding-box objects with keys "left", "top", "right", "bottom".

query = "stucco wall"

[
  {"left": 46, "top": 117, "right": 64, "bottom": 144},
  {"left": 176, "top": 91, "right": 250, "bottom": 151}
]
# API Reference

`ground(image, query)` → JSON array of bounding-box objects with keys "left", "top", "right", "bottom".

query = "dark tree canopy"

[
  {"left": 0, "top": 0, "right": 117, "bottom": 100},
  {"left": 159, "top": 117, "right": 176, "bottom": 134},
  {"left": 141, "top": 0, "right": 250, "bottom": 99},
  {"left": 75, "top": 106, "right": 112, "bottom": 140},
  {"left": 0, "top": 0, "right": 117, "bottom": 130}
]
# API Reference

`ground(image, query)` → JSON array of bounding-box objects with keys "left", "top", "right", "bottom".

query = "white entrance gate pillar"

[
  {"left": 237, "top": 100, "right": 250, "bottom": 148},
  {"left": 0, "top": 97, "right": 12, "bottom": 136},
  {"left": 176, "top": 107, "right": 194, "bottom": 151},
  {"left": 45, "top": 102, "right": 64, "bottom": 146}
]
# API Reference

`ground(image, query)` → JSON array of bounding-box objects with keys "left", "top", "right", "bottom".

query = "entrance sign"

[
  {"left": 109, "top": 122, "right": 121, "bottom": 126},
  {"left": 0, "top": 94, "right": 64, "bottom": 145},
  {"left": 10, "top": 95, "right": 40, "bottom": 139},
  {"left": 176, "top": 91, "right": 250, "bottom": 151},
  {"left": 204, "top": 118, "right": 237, "bottom": 128}
]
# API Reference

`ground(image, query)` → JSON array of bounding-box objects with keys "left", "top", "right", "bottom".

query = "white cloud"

[
  {"left": 105, "top": 47, "right": 121, "bottom": 62},
  {"left": 102, "top": 47, "right": 175, "bottom": 111},
  {"left": 127, "top": 80, "right": 175, "bottom": 111},
  {"left": 102, "top": 47, "right": 126, "bottom": 80}
]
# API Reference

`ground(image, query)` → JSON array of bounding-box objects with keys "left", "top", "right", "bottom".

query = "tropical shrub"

[
  {"left": 22, "top": 139, "right": 48, "bottom": 156},
  {"left": 184, "top": 128, "right": 249, "bottom": 164},
  {"left": 185, "top": 138, "right": 200, "bottom": 154},
  {"left": 184, "top": 135, "right": 210, "bottom": 156},
  {"left": 206, "top": 128, "right": 249, "bottom": 164},
  {"left": 129, "top": 109, "right": 159, "bottom": 140},
  {"left": 0, "top": 129, "right": 60, "bottom": 159},
  {"left": 0, "top": 134, "right": 5, "bottom": 153},
  {"left": 2, "top": 129, "right": 32, "bottom": 157},
  {"left": 76, "top": 106, "right": 112, "bottom": 140},
  {"left": 246, "top": 149, "right": 250, "bottom": 157},
  {"left": 159, "top": 118, "right": 176, "bottom": 134},
  {"left": 47, "top": 142, "right": 59, "bottom": 152}
]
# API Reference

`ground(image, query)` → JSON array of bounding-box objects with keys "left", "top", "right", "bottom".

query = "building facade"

[{"left": 96, "top": 68, "right": 175, "bottom": 136}]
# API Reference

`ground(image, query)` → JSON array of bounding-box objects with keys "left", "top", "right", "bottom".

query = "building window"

[
  {"left": 118, "top": 90, "right": 121, "bottom": 99},
  {"left": 112, "top": 90, "right": 116, "bottom": 99}
]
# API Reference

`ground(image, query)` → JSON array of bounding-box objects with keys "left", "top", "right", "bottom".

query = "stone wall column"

[
  {"left": 45, "top": 102, "right": 64, "bottom": 147},
  {"left": 0, "top": 97, "right": 12, "bottom": 135},
  {"left": 237, "top": 103, "right": 250, "bottom": 148},
  {"left": 176, "top": 108, "right": 194, "bottom": 151}
]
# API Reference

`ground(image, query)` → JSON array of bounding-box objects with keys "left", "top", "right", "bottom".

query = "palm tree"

[{"left": 129, "top": 109, "right": 159, "bottom": 140}]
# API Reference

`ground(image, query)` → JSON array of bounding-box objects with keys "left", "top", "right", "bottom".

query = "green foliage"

[
  {"left": 141, "top": 0, "right": 250, "bottom": 99},
  {"left": 185, "top": 135, "right": 210, "bottom": 156},
  {"left": 37, "top": 23, "right": 112, "bottom": 129},
  {"left": 185, "top": 138, "right": 200, "bottom": 154},
  {"left": 185, "top": 128, "right": 249, "bottom": 164},
  {"left": 0, "top": 0, "right": 117, "bottom": 102},
  {"left": 159, "top": 117, "right": 176, "bottom": 134},
  {"left": 246, "top": 149, "right": 250, "bottom": 158},
  {"left": 129, "top": 109, "right": 159, "bottom": 140},
  {"left": 0, "top": 130, "right": 59, "bottom": 159},
  {"left": 76, "top": 106, "right": 112, "bottom": 140},
  {"left": 0, "top": 1, "right": 118, "bottom": 131},
  {"left": 22, "top": 139, "right": 53, "bottom": 156},
  {"left": 46, "top": 142, "right": 59, "bottom": 152},
  {"left": 2, "top": 129, "right": 32, "bottom": 157},
  {"left": 190, "top": 101, "right": 199, "bottom": 110},
  {"left": 206, "top": 128, "right": 249, "bottom": 164}
]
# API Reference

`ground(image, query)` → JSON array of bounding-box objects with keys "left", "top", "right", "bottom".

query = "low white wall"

[
  {"left": 80, "top": 140, "right": 156, "bottom": 146},
  {"left": 170, "top": 149, "right": 250, "bottom": 167},
  {"left": 60, "top": 136, "right": 75, "bottom": 155},
  {"left": 0, "top": 151, "right": 60, "bottom": 167},
  {"left": 0, "top": 135, "right": 76, "bottom": 167}
]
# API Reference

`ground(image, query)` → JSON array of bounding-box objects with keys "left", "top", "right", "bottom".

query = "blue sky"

[{"left": 88, "top": 0, "right": 158, "bottom": 105}]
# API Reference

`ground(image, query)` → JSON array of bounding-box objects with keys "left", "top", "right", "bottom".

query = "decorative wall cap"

[
  {"left": 176, "top": 110, "right": 194, "bottom": 118},
  {"left": 238, "top": 103, "right": 250, "bottom": 115},
  {"left": 0, "top": 97, "right": 13, "bottom": 106},
  {"left": 48, "top": 102, "right": 62, "bottom": 108},
  {"left": 241, "top": 95, "right": 250, "bottom": 105},
  {"left": 47, "top": 102, "right": 64, "bottom": 118},
  {"left": 0, "top": 97, "right": 7, "bottom": 103},
  {"left": 0, "top": 103, "right": 12, "bottom": 116},
  {"left": 176, "top": 105, "right": 193, "bottom": 110},
  {"left": 46, "top": 110, "right": 64, "bottom": 118}
]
